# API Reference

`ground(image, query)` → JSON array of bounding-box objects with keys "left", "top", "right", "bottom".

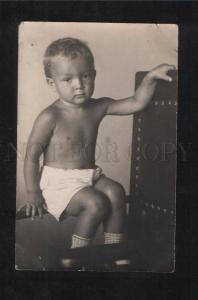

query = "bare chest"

[{"left": 51, "top": 110, "right": 99, "bottom": 146}]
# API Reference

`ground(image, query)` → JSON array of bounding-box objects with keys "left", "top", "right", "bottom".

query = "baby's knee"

[
  {"left": 85, "top": 193, "right": 110, "bottom": 219},
  {"left": 107, "top": 182, "right": 126, "bottom": 210}
]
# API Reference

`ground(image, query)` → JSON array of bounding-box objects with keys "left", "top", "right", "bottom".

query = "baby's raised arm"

[
  {"left": 103, "top": 64, "right": 176, "bottom": 116},
  {"left": 19, "top": 109, "right": 55, "bottom": 220}
]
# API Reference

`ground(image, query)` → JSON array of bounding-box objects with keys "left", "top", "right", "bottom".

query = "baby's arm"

[
  {"left": 104, "top": 64, "right": 176, "bottom": 115},
  {"left": 19, "top": 110, "right": 55, "bottom": 220}
]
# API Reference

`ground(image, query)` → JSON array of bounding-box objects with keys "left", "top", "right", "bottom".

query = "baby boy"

[{"left": 20, "top": 37, "right": 175, "bottom": 250}]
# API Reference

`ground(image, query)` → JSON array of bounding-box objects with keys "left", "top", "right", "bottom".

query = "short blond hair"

[{"left": 43, "top": 37, "right": 95, "bottom": 77}]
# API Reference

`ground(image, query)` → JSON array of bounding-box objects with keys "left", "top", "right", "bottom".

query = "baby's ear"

[
  {"left": 46, "top": 77, "right": 54, "bottom": 86},
  {"left": 46, "top": 78, "right": 56, "bottom": 91}
]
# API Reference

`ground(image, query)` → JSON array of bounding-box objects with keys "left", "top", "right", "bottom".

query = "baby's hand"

[
  {"left": 17, "top": 192, "right": 47, "bottom": 220},
  {"left": 147, "top": 64, "right": 176, "bottom": 83}
]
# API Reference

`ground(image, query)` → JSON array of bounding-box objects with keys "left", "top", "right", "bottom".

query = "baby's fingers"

[
  {"left": 26, "top": 204, "right": 31, "bottom": 217},
  {"left": 42, "top": 203, "right": 48, "bottom": 211},
  {"left": 160, "top": 65, "right": 176, "bottom": 82},
  {"left": 38, "top": 207, "right": 43, "bottom": 219},
  {"left": 31, "top": 205, "right": 37, "bottom": 220},
  {"left": 162, "top": 74, "right": 173, "bottom": 82},
  {"left": 155, "top": 72, "right": 173, "bottom": 82}
]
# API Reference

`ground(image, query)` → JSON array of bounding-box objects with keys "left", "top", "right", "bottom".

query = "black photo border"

[{"left": 0, "top": 1, "right": 198, "bottom": 299}]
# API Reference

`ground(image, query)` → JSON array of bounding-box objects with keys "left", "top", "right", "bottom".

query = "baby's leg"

[
  {"left": 94, "top": 175, "right": 126, "bottom": 244},
  {"left": 65, "top": 187, "right": 110, "bottom": 247}
]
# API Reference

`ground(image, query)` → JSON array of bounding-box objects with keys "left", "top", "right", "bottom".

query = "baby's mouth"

[{"left": 75, "top": 93, "right": 85, "bottom": 97}]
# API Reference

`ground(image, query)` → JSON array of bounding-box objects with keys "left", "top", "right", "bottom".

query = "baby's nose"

[{"left": 74, "top": 77, "right": 83, "bottom": 89}]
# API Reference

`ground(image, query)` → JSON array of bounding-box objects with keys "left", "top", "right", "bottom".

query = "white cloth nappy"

[{"left": 40, "top": 165, "right": 103, "bottom": 221}]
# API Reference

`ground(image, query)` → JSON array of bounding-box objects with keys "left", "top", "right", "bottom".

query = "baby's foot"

[
  {"left": 114, "top": 259, "right": 131, "bottom": 271},
  {"left": 103, "top": 259, "right": 131, "bottom": 271},
  {"left": 60, "top": 258, "right": 78, "bottom": 269},
  {"left": 60, "top": 258, "right": 88, "bottom": 271}
]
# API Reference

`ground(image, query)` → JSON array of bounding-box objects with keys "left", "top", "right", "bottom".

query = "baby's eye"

[
  {"left": 63, "top": 78, "right": 71, "bottom": 82},
  {"left": 83, "top": 73, "right": 90, "bottom": 79}
]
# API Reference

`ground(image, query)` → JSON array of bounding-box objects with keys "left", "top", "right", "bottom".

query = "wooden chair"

[{"left": 15, "top": 70, "right": 177, "bottom": 271}]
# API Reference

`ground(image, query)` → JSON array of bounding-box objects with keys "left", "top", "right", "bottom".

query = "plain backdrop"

[{"left": 17, "top": 22, "right": 178, "bottom": 206}]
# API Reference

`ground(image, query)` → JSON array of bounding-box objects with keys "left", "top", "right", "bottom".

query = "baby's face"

[{"left": 48, "top": 54, "right": 96, "bottom": 105}]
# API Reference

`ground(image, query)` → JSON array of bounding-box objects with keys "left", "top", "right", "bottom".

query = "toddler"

[{"left": 19, "top": 37, "right": 174, "bottom": 251}]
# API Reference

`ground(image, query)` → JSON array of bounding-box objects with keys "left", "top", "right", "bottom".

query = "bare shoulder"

[
  {"left": 33, "top": 104, "right": 57, "bottom": 130},
  {"left": 27, "top": 104, "right": 58, "bottom": 144},
  {"left": 89, "top": 97, "right": 115, "bottom": 115}
]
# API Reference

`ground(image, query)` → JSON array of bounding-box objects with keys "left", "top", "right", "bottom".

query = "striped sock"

[
  {"left": 104, "top": 232, "right": 125, "bottom": 244},
  {"left": 71, "top": 234, "right": 92, "bottom": 248}
]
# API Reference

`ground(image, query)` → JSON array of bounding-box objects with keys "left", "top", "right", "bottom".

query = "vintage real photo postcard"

[{"left": 15, "top": 22, "right": 178, "bottom": 271}]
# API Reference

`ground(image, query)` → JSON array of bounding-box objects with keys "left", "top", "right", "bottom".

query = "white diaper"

[{"left": 40, "top": 165, "right": 103, "bottom": 221}]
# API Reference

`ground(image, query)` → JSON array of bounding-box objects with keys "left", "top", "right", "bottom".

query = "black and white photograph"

[{"left": 15, "top": 22, "right": 178, "bottom": 272}]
